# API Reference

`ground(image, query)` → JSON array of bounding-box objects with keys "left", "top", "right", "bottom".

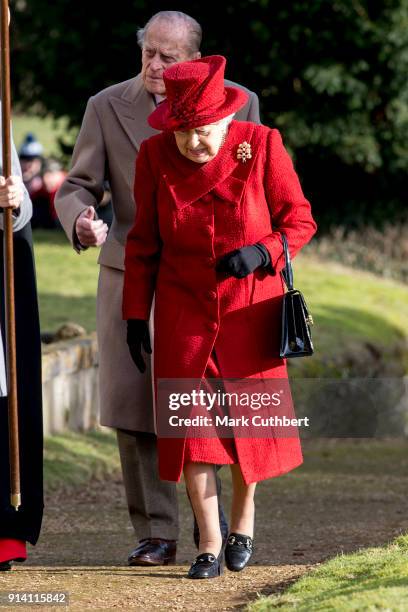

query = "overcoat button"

[
  {"left": 206, "top": 290, "right": 217, "bottom": 301},
  {"left": 201, "top": 225, "right": 213, "bottom": 236},
  {"left": 207, "top": 321, "right": 218, "bottom": 331}
]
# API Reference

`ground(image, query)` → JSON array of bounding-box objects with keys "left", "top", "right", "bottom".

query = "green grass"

[
  {"left": 44, "top": 430, "right": 120, "bottom": 491},
  {"left": 290, "top": 252, "right": 408, "bottom": 376},
  {"left": 296, "top": 251, "right": 408, "bottom": 351},
  {"left": 12, "top": 113, "right": 77, "bottom": 158},
  {"left": 34, "top": 229, "right": 99, "bottom": 333},
  {"left": 295, "top": 438, "right": 408, "bottom": 477},
  {"left": 249, "top": 534, "right": 408, "bottom": 611}
]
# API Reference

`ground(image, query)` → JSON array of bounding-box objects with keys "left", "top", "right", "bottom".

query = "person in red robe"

[{"left": 123, "top": 55, "right": 317, "bottom": 578}]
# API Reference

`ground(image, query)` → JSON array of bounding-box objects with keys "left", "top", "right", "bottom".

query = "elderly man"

[{"left": 55, "top": 10, "right": 260, "bottom": 566}]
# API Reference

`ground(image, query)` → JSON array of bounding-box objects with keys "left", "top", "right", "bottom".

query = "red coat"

[{"left": 123, "top": 120, "right": 317, "bottom": 484}]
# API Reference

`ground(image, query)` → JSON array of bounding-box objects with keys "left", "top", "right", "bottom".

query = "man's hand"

[
  {"left": 0, "top": 175, "right": 24, "bottom": 210},
  {"left": 75, "top": 206, "right": 108, "bottom": 247}
]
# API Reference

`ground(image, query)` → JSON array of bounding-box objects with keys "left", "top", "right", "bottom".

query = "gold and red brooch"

[{"left": 236, "top": 141, "right": 252, "bottom": 163}]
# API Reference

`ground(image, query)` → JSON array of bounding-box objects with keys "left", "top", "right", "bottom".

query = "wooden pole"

[{"left": 1, "top": 0, "right": 20, "bottom": 511}]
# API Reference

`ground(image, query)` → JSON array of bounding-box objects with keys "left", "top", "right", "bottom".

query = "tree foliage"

[{"left": 10, "top": 0, "right": 408, "bottom": 227}]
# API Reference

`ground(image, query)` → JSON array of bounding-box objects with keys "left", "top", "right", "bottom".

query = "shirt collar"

[{"left": 154, "top": 94, "right": 166, "bottom": 107}]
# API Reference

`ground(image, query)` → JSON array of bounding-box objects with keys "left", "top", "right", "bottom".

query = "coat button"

[
  {"left": 206, "top": 290, "right": 217, "bottom": 301},
  {"left": 201, "top": 194, "right": 212, "bottom": 204},
  {"left": 204, "top": 257, "right": 216, "bottom": 268},
  {"left": 207, "top": 321, "right": 218, "bottom": 331},
  {"left": 201, "top": 225, "right": 213, "bottom": 236}
]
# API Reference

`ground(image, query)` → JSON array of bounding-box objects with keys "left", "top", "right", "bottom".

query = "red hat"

[{"left": 148, "top": 55, "right": 249, "bottom": 131}]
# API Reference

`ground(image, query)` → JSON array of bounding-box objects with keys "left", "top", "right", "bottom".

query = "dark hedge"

[{"left": 10, "top": 0, "right": 408, "bottom": 228}]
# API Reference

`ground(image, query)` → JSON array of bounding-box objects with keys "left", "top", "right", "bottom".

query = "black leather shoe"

[
  {"left": 128, "top": 538, "right": 176, "bottom": 566},
  {"left": 225, "top": 533, "right": 253, "bottom": 572},
  {"left": 0, "top": 561, "right": 11, "bottom": 571},
  {"left": 187, "top": 551, "right": 224, "bottom": 579}
]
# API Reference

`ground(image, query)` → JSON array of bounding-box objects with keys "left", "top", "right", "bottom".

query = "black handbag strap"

[{"left": 281, "top": 233, "right": 294, "bottom": 290}]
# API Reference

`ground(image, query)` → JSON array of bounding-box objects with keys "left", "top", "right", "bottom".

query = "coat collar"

[
  {"left": 108, "top": 74, "right": 159, "bottom": 151},
  {"left": 161, "top": 121, "right": 257, "bottom": 209}
]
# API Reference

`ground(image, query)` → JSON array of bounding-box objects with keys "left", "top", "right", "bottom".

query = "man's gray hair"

[{"left": 137, "top": 11, "right": 202, "bottom": 55}]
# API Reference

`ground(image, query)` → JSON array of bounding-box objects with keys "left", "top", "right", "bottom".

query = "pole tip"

[{"left": 10, "top": 493, "right": 21, "bottom": 511}]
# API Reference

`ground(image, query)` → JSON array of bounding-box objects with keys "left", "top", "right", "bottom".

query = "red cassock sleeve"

[
  {"left": 122, "top": 140, "right": 161, "bottom": 320},
  {"left": 260, "top": 128, "right": 317, "bottom": 273}
]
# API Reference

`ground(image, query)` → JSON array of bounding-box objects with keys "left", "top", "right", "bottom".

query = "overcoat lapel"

[
  {"left": 160, "top": 121, "right": 264, "bottom": 208},
  {"left": 109, "top": 75, "right": 158, "bottom": 151}
]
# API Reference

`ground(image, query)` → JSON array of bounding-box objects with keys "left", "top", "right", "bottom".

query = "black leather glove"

[
  {"left": 126, "top": 319, "right": 152, "bottom": 373},
  {"left": 216, "top": 243, "right": 271, "bottom": 278}
]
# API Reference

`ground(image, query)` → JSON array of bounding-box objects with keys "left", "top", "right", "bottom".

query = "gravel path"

[{"left": 2, "top": 439, "right": 408, "bottom": 610}]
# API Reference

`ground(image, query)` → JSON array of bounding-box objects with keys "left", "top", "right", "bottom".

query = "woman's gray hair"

[
  {"left": 137, "top": 11, "right": 202, "bottom": 56},
  {"left": 218, "top": 114, "right": 235, "bottom": 129}
]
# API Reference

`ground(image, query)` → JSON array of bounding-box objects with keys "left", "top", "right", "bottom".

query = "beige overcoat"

[{"left": 55, "top": 73, "right": 260, "bottom": 431}]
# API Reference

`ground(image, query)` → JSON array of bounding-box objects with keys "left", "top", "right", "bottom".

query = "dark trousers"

[{"left": 116, "top": 429, "right": 179, "bottom": 540}]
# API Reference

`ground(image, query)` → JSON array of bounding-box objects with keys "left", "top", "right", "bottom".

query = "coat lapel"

[
  {"left": 162, "top": 121, "right": 258, "bottom": 208},
  {"left": 109, "top": 75, "right": 158, "bottom": 151}
]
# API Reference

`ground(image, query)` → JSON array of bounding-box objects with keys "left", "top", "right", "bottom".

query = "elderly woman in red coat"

[{"left": 123, "top": 55, "right": 316, "bottom": 579}]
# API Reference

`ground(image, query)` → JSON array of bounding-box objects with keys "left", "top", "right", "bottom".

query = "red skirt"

[{"left": 183, "top": 351, "right": 238, "bottom": 465}]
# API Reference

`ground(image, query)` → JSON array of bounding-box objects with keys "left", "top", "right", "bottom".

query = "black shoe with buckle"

[
  {"left": 225, "top": 533, "right": 253, "bottom": 572},
  {"left": 187, "top": 551, "right": 224, "bottom": 579}
]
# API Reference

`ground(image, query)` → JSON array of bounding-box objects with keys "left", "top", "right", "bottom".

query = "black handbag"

[{"left": 280, "top": 233, "right": 314, "bottom": 358}]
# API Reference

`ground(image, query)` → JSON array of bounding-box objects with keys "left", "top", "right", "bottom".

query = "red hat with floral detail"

[{"left": 148, "top": 55, "right": 248, "bottom": 132}]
